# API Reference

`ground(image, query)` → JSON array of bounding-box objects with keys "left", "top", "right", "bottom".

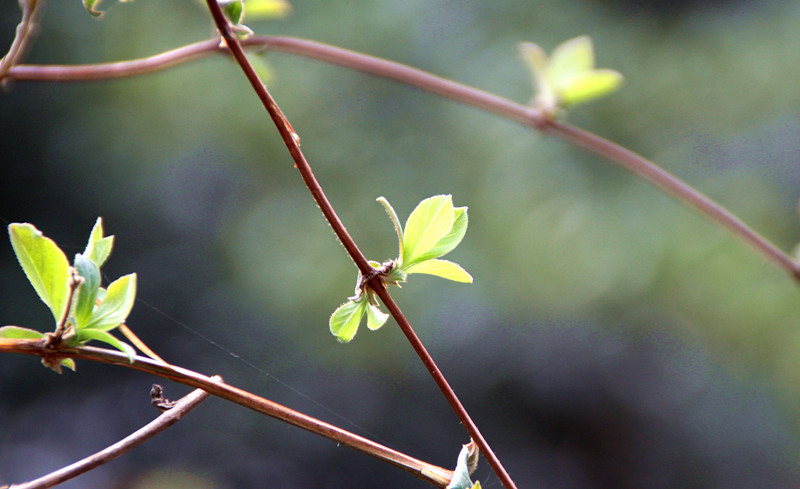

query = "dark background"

[{"left": 2, "top": 0, "right": 800, "bottom": 487}]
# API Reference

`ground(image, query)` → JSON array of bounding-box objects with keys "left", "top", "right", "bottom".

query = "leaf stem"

[
  {"left": 0, "top": 337, "right": 454, "bottom": 487},
  {"left": 202, "top": 6, "right": 518, "bottom": 488},
  {"left": 11, "top": 379, "right": 216, "bottom": 489}
]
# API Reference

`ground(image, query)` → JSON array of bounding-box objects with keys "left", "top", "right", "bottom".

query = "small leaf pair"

[
  {"left": 1, "top": 218, "right": 137, "bottom": 371},
  {"left": 519, "top": 35, "right": 623, "bottom": 116},
  {"left": 329, "top": 195, "right": 472, "bottom": 343}
]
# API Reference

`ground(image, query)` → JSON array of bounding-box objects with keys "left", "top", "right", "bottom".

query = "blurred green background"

[{"left": 2, "top": 0, "right": 800, "bottom": 487}]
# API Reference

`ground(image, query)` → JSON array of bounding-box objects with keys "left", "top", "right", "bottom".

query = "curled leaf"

[{"left": 405, "top": 259, "right": 473, "bottom": 283}]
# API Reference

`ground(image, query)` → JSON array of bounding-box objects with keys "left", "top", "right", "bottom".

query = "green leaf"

[
  {"left": 402, "top": 195, "right": 455, "bottom": 267},
  {"left": 59, "top": 358, "right": 76, "bottom": 371},
  {"left": 557, "top": 69, "right": 624, "bottom": 106},
  {"left": 548, "top": 35, "right": 595, "bottom": 87},
  {"left": 408, "top": 206, "right": 468, "bottom": 264},
  {"left": 519, "top": 42, "right": 556, "bottom": 110},
  {"left": 9, "top": 223, "right": 71, "bottom": 323},
  {"left": 73, "top": 254, "right": 101, "bottom": 328},
  {"left": 366, "top": 303, "right": 389, "bottom": 331},
  {"left": 84, "top": 217, "right": 114, "bottom": 268},
  {"left": 245, "top": 0, "right": 291, "bottom": 19},
  {"left": 84, "top": 273, "right": 137, "bottom": 331},
  {"left": 75, "top": 329, "right": 136, "bottom": 363},
  {"left": 0, "top": 325, "right": 46, "bottom": 339},
  {"left": 82, "top": 0, "right": 105, "bottom": 17},
  {"left": 221, "top": 0, "right": 245, "bottom": 24},
  {"left": 405, "top": 259, "right": 473, "bottom": 283},
  {"left": 329, "top": 299, "right": 367, "bottom": 343}
]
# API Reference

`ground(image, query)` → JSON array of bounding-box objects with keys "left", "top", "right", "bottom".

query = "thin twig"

[
  {"left": 11, "top": 379, "right": 218, "bottom": 489},
  {"left": 0, "top": 337, "right": 453, "bottom": 487},
  {"left": 7, "top": 36, "right": 798, "bottom": 280},
  {"left": 202, "top": 5, "right": 519, "bottom": 488},
  {"left": 0, "top": 0, "right": 43, "bottom": 84}
]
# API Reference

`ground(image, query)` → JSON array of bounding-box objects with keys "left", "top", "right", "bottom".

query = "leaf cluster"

[
  {"left": 1, "top": 219, "right": 137, "bottom": 371},
  {"left": 330, "top": 195, "right": 472, "bottom": 343},
  {"left": 519, "top": 35, "right": 623, "bottom": 116}
]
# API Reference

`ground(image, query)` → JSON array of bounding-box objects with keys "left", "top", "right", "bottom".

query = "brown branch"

[
  {"left": 11, "top": 379, "right": 217, "bottom": 489},
  {"left": 0, "top": 337, "right": 453, "bottom": 488},
  {"left": 202, "top": 5, "right": 519, "bottom": 489},
  {"left": 0, "top": 0, "right": 43, "bottom": 84},
  {"left": 7, "top": 36, "right": 798, "bottom": 281}
]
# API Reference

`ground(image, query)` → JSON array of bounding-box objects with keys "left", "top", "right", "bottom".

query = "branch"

[
  {"left": 10, "top": 379, "right": 217, "bottom": 489},
  {"left": 203, "top": 5, "right": 518, "bottom": 489},
  {"left": 0, "top": 0, "right": 43, "bottom": 84},
  {"left": 7, "top": 35, "right": 797, "bottom": 280},
  {"left": 0, "top": 337, "right": 453, "bottom": 488}
]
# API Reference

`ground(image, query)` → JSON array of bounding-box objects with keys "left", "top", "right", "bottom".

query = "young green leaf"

[
  {"left": 548, "top": 35, "right": 594, "bottom": 87},
  {"left": 366, "top": 303, "right": 389, "bottom": 331},
  {"left": 329, "top": 299, "right": 367, "bottom": 343},
  {"left": 0, "top": 325, "right": 46, "bottom": 339},
  {"left": 9, "top": 223, "right": 71, "bottom": 324},
  {"left": 402, "top": 195, "right": 455, "bottom": 267},
  {"left": 220, "top": 0, "right": 245, "bottom": 24},
  {"left": 83, "top": 273, "right": 137, "bottom": 331},
  {"left": 406, "top": 206, "right": 468, "bottom": 265},
  {"left": 74, "top": 328, "right": 136, "bottom": 363},
  {"left": 557, "top": 69, "right": 624, "bottom": 107},
  {"left": 245, "top": 0, "right": 292, "bottom": 19},
  {"left": 73, "top": 253, "right": 101, "bottom": 328},
  {"left": 404, "top": 259, "right": 473, "bottom": 283},
  {"left": 84, "top": 217, "right": 114, "bottom": 268}
]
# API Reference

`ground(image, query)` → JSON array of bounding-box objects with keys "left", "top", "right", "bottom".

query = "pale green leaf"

[
  {"left": 557, "top": 69, "right": 624, "bottom": 106},
  {"left": 75, "top": 329, "right": 136, "bottom": 363},
  {"left": 9, "top": 223, "right": 70, "bottom": 323},
  {"left": 405, "top": 259, "right": 473, "bottom": 283},
  {"left": 0, "top": 325, "right": 46, "bottom": 339},
  {"left": 73, "top": 254, "right": 101, "bottom": 328},
  {"left": 366, "top": 304, "right": 389, "bottom": 331},
  {"left": 548, "top": 35, "right": 595, "bottom": 87},
  {"left": 446, "top": 443, "right": 479, "bottom": 489},
  {"left": 84, "top": 217, "right": 114, "bottom": 268},
  {"left": 408, "top": 206, "right": 468, "bottom": 264},
  {"left": 245, "top": 0, "right": 291, "bottom": 19},
  {"left": 59, "top": 358, "right": 76, "bottom": 371},
  {"left": 329, "top": 300, "right": 367, "bottom": 343},
  {"left": 403, "top": 195, "right": 455, "bottom": 266},
  {"left": 84, "top": 273, "right": 137, "bottom": 331}
]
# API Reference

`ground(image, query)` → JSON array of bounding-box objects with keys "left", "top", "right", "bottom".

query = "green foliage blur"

[{"left": 2, "top": 0, "right": 800, "bottom": 487}]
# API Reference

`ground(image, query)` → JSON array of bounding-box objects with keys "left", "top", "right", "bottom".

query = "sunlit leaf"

[
  {"left": 84, "top": 273, "right": 137, "bottom": 331},
  {"left": 59, "top": 358, "right": 76, "bottom": 371},
  {"left": 366, "top": 303, "right": 389, "bottom": 331},
  {"left": 548, "top": 35, "right": 594, "bottom": 87},
  {"left": 403, "top": 195, "right": 455, "bottom": 267},
  {"left": 0, "top": 325, "right": 46, "bottom": 339},
  {"left": 75, "top": 328, "right": 136, "bottom": 363},
  {"left": 329, "top": 299, "right": 367, "bottom": 343},
  {"left": 557, "top": 69, "right": 624, "bottom": 106},
  {"left": 408, "top": 207, "right": 468, "bottom": 264},
  {"left": 73, "top": 253, "right": 100, "bottom": 328},
  {"left": 84, "top": 217, "right": 114, "bottom": 268},
  {"left": 9, "top": 223, "right": 70, "bottom": 323},
  {"left": 246, "top": 0, "right": 291, "bottom": 19},
  {"left": 405, "top": 259, "right": 473, "bottom": 283}
]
